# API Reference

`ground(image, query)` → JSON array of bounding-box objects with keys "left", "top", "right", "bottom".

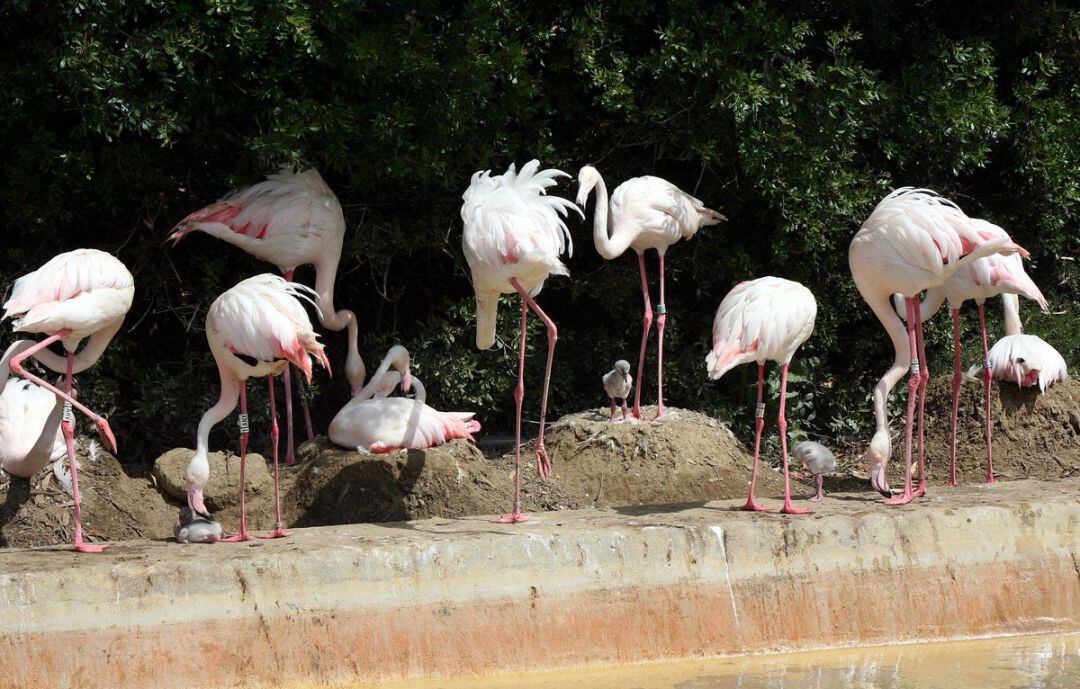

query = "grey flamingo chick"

[
  {"left": 792, "top": 441, "right": 836, "bottom": 502},
  {"left": 602, "top": 360, "right": 633, "bottom": 421}
]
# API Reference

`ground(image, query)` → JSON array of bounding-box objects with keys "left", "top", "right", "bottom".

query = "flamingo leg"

[
  {"left": 948, "top": 308, "right": 963, "bottom": 487},
  {"left": 609, "top": 398, "right": 617, "bottom": 421},
  {"left": 885, "top": 297, "right": 920, "bottom": 506},
  {"left": 811, "top": 475, "right": 825, "bottom": 502},
  {"left": 295, "top": 373, "right": 315, "bottom": 440},
  {"left": 779, "top": 363, "right": 810, "bottom": 515},
  {"left": 60, "top": 352, "right": 107, "bottom": 553},
  {"left": 913, "top": 298, "right": 929, "bottom": 498},
  {"left": 281, "top": 269, "right": 310, "bottom": 463},
  {"left": 978, "top": 303, "right": 997, "bottom": 484},
  {"left": 653, "top": 253, "right": 667, "bottom": 422},
  {"left": 494, "top": 300, "right": 530, "bottom": 524},
  {"left": 741, "top": 363, "right": 769, "bottom": 512},
  {"left": 621, "top": 398, "right": 629, "bottom": 421},
  {"left": 259, "top": 375, "right": 290, "bottom": 539},
  {"left": 632, "top": 252, "right": 652, "bottom": 421},
  {"left": 223, "top": 381, "right": 253, "bottom": 542},
  {"left": 511, "top": 278, "right": 556, "bottom": 479},
  {"left": 9, "top": 330, "right": 117, "bottom": 453}
]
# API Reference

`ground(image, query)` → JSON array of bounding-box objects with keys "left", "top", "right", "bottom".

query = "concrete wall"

[{"left": 2, "top": 479, "right": 1080, "bottom": 688}]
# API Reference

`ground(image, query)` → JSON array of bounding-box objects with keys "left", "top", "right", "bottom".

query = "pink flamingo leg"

[
  {"left": 295, "top": 373, "right": 314, "bottom": 440},
  {"left": 609, "top": 399, "right": 617, "bottom": 420},
  {"left": 885, "top": 297, "right": 920, "bottom": 506},
  {"left": 511, "top": 278, "right": 556, "bottom": 479},
  {"left": 741, "top": 363, "right": 770, "bottom": 512},
  {"left": 653, "top": 253, "right": 667, "bottom": 422},
  {"left": 223, "top": 382, "right": 254, "bottom": 542},
  {"left": 948, "top": 308, "right": 963, "bottom": 487},
  {"left": 60, "top": 352, "right": 107, "bottom": 553},
  {"left": 494, "top": 300, "right": 530, "bottom": 524},
  {"left": 280, "top": 269, "right": 312, "bottom": 463},
  {"left": 978, "top": 304, "right": 997, "bottom": 484},
  {"left": 259, "top": 375, "right": 291, "bottom": 539},
  {"left": 621, "top": 399, "right": 629, "bottom": 421},
  {"left": 913, "top": 299, "right": 929, "bottom": 498},
  {"left": 632, "top": 252, "right": 652, "bottom": 420},
  {"left": 811, "top": 475, "right": 825, "bottom": 502},
  {"left": 9, "top": 330, "right": 117, "bottom": 453},
  {"left": 779, "top": 364, "right": 810, "bottom": 515}
]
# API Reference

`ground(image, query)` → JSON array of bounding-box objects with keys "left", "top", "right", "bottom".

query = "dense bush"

[{"left": 1, "top": 1, "right": 1077, "bottom": 462}]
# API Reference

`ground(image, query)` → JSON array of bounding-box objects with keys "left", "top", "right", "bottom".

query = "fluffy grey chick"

[
  {"left": 174, "top": 506, "right": 223, "bottom": 544},
  {"left": 602, "top": 360, "right": 633, "bottom": 421},
  {"left": 793, "top": 441, "right": 836, "bottom": 502}
]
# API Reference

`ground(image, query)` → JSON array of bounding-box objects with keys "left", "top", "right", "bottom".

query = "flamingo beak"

[
  {"left": 402, "top": 368, "right": 413, "bottom": 393},
  {"left": 186, "top": 479, "right": 212, "bottom": 521},
  {"left": 870, "top": 464, "right": 891, "bottom": 497}
]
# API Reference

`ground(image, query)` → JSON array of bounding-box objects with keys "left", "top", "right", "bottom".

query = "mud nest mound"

[
  {"left": 920, "top": 376, "right": 1080, "bottom": 482},
  {"left": 0, "top": 442, "right": 176, "bottom": 549}
]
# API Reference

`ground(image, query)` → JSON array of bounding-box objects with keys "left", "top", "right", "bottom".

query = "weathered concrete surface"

[{"left": 3, "top": 479, "right": 1080, "bottom": 689}]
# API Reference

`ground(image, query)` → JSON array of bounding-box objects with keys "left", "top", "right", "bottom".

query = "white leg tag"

[
  {"left": 984, "top": 358, "right": 992, "bottom": 370},
  {"left": 755, "top": 402, "right": 766, "bottom": 419},
  {"left": 238, "top": 413, "right": 250, "bottom": 434},
  {"left": 62, "top": 402, "right": 74, "bottom": 425},
  {"left": 910, "top": 358, "right": 920, "bottom": 376}
]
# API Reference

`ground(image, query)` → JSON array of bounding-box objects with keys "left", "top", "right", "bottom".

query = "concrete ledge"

[{"left": 3, "top": 479, "right": 1080, "bottom": 688}]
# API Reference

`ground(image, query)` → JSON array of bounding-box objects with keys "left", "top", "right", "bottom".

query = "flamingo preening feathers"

[
  {"left": 184, "top": 274, "right": 329, "bottom": 541},
  {"left": 170, "top": 168, "right": 364, "bottom": 465},
  {"left": 707, "top": 276, "right": 817, "bottom": 514},
  {"left": 2, "top": 248, "right": 133, "bottom": 552},
  {"left": 577, "top": 166, "right": 725, "bottom": 421},
  {"left": 975, "top": 296, "right": 1068, "bottom": 392},
  {"left": 462, "top": 160, "right": 581, "bottom": 523},
  {"left": 849, "top": 188, "right": 1028, "bottom": 505}
]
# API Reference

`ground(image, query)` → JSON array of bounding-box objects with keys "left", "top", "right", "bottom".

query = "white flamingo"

[
  {"left": 462, "top": 160, "right": 581, "bottom": 523},
  {"left": 2, "top": 248, "right": 133, "bottom": 552},
  {"left": 184, "top": 274, "right": 329, "bottom": 541},
  {"left": 972, "top": 294, "right": 1068, "bottom": 392},
  {"left": 170, "top": 168, "right": 364, "bottom": 465},
  {"left": 576, "top": 166, "right": 725, "bottom": 421},
  {"left": 328, "top": 346, "right": 479, "bottom": 453},
  {"left": 706, "top": 277, "right": 817, "bottom": 514},
  {"left": 902, "top": 225, "right": 1049, "bottom": 485},
  {"left": 0, "top": 341, "right": 65, "bottom": 479},
  {"left": 849, "top": 188, "right": 1027, "bottom": 504}
]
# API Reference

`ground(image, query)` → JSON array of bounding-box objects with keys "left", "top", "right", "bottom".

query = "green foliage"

[{"left": 0, "top": 1, "right": 1077, "bottom": 461}]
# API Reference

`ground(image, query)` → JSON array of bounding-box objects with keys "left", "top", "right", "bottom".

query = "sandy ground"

[{"left": 1, "top": 378, "right": 1077, "bottom": 549}]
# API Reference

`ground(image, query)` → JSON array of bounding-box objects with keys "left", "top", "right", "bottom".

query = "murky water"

[{"left": 368, "top": 632, "right": 1080, "bottom": 689}]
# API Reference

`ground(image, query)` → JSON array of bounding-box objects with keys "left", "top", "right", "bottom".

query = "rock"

[{"left": 153, "top": 448, "right": 272, "bottom": 512}]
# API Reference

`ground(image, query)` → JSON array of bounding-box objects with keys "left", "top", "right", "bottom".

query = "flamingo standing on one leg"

[
  {"left": 2, "top": 249, "right": 133, "bottom": 552},
  {"left": 576, "top": 166, "right": 725, "bottom": 422},
  {"left": 706, "top": 277, "right": 817, "bottom": 515},
  {"left": 170, "top": 168, "right": 364, "bottom": 465},
  {"left": 183, "top": 274, "right": 329, "bottom": 541},
  {"left": 904, "top": 225, "right": 1048, "bottom": 486},
  {"left": 849, "top": 188, "right": 1028, "bottom": 505},
  {"left": 969, "top": 293, "right": 1068, "bottom": 392},
  {"left": 462, "top": 160, "right": 581, "bottom": 523}
]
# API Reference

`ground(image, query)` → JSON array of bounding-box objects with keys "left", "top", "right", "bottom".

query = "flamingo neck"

[
  {"left": 195, "top": 361, "right": 242, "bottom": 461},
  {"left": 590, "top": 174, "right": 631, "bottom": 260},
  {"left": 1002, "top": 294, "right": 1022, "bottom": 336},
  {"left": 311, "top": 262, "right": 365, "bottom": 392},
  {"left": 354, "top": 347, "right": 408, "bottom": 400}
]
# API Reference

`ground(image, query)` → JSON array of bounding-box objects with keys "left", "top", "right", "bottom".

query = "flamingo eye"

[{"left": 1016, "top": 357, "right": 1026, "bottom": 364}]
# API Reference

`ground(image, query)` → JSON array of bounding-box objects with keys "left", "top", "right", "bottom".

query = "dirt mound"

[
  {"left": 543, "top": 406, "right": 782, "bottom": 507},
  {"left": 0, "top": 442, "right": 176, "bottom": 549},
  {"left": 920, "top": 376, "right": 1080, "bottom": 482}
]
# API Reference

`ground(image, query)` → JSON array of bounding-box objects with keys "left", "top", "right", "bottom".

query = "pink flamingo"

[
  {"left": 170, "top": 168, "right": 363, "bottom": 465},
  {"left": 462, "top": 160, "right": 581, "bottom": 523},
  {"left": 576, "top": 166, "right": 725, "bottom": 421},
  {"left": 849, "top": 188, "right": 1028, "bottom": 505},
  {"left": 328, "top": 345, "right": 480, "bottom": 453},
  {"left": 184, "top": 274, "right": 329, "bottom": 541},
  {"left": 2, "top": 249, "right": 133, "bottom": 552},
  {"left": 973, "top": 294, "right": 1068, "bottom": 391},
  {"left": 706, "top": 277, "right": 817, "bottom": 514},
  {"left": 903, "top": 223, "right": 1048, "bottom": 486}
]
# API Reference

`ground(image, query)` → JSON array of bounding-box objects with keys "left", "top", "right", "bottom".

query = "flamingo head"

[
  {"left": 185, "top": 477, "right": 211, "bottom": 521},
  {"left": 184, "top": 452, "right": 213, "bottom": 521},
  {"left": 868, "top": 428, "right": 892, "bottom": 497},
  {"left": 575, "top": 165, "right": 600, "bottom": 207}
]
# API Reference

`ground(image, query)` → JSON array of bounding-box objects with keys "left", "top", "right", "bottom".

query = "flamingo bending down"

[
  {"left": 170, "top": 168, "right": 364, "bottom": 465},
  {"left": 0, "top": 341, "right": 65, "bottom": 478},
  {"left": 328, "top": 347, "right": 480, "bottom": 453},
  {"left": 184, "top": 274, "right": 329, "bottom": 541},
  {"left": 462, "top": 160, "right": 581, "bottom": 523},
  {"left": 906, "top": 228, "right": 1048, "bottom": 485},
  {"left": 577, "top": 166, "right": 725, "bottom": 421},
  {"left": 2, "top": 249, "right": 133, "bottom": 552},
  {"left": 968, "top": 294, "right": 1068, "bottom": 393},
  {"left": 706, "top": 277, "right": 817, "bottom": 514},
  {"left": 849, "top": 188, "right": 1027, "bottom": 505},
  {"left": 602, "top": 359, "right": 633, "bottom": 421}
]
